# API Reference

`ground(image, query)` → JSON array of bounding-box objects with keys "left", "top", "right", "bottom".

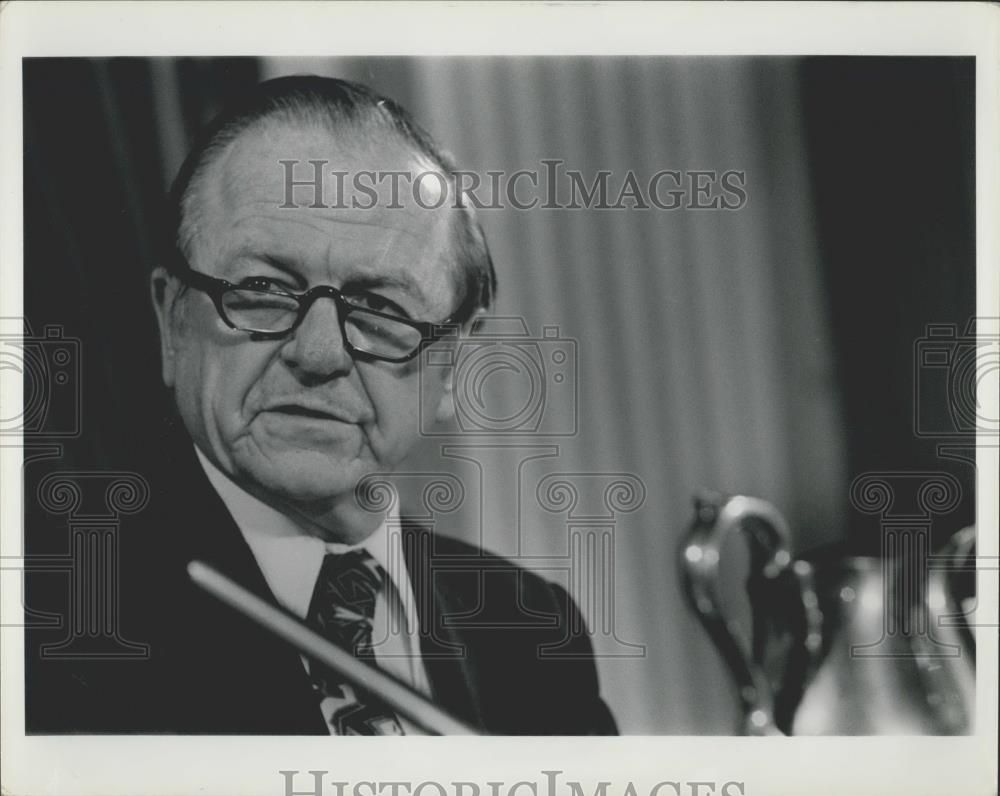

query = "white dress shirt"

[{"left": 194, "top": 447, "right": 431, "bottom": 734}]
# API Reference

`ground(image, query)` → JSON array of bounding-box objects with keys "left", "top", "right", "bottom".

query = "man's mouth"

[{"left": 266, "top": 404, "right": 348, "bottom": 422}]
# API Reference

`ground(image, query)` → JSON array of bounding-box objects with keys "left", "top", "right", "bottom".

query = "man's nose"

[{"left": 278, "top": 297, "right": 353, "bottom": 380}]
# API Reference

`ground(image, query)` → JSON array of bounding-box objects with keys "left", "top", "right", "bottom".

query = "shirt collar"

[{"left": 194, "top": 446, "right": 417, "bottom": 630}]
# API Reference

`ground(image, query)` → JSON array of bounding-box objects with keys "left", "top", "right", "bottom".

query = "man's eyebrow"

[
  {"left": 342, "top": 272, "right": 431, "bottom": 304},
  {"left": 221, "top": 247, "right": 438, "bottom": 304},
  {"left": 224, "top": 248, "right": 305, "bottom": 284}
]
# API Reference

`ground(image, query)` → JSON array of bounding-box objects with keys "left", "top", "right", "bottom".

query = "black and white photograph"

[{"left": 1, "top": 3, "right": 997, "bottom": 796}]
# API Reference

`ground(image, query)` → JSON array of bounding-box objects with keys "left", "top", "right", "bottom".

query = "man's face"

[{"left": 153, "top": 123, "right": 459, "bottom": 533}]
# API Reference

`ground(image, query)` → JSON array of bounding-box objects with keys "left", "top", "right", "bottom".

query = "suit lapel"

[
  {"left": 157, "top": 413, "right": 328, "bottom": 734},
  {"left": 160, "top": 410, "right": 278, "bottom": 601},
  {"left": 400, "top": 523, "right": 485, "bottom": 731}
]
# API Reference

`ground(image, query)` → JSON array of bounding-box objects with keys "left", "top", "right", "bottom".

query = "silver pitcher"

[{"left": 679, "top": 491, "right": 976, "bottom": 735}]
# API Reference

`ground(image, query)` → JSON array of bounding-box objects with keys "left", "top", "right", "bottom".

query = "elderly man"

[{"left": 26, "top": 76, "right": 615, "bottom": 735}]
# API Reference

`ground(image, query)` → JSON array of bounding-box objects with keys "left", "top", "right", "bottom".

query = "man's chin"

[{"left": 232, "top": 450, "right": 371, "bottom": 510}]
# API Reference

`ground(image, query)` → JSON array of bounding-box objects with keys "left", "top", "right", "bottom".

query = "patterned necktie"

[{"left": 306, "top": 549, "right": 405, "bottom": 735}]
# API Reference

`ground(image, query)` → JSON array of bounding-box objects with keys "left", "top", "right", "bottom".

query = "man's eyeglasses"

[{"left": 170, "top": 259, "right": 457, "bottom": 363}]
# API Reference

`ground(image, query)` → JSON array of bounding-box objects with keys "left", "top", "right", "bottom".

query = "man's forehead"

[
  {"left": 209, "top": 120, "right": 439, "bottom": 204},
  {"left": 190, "top": 120, "right": 461, "bottom": 308},
  {"left": 194, "top": 122, "right": 453, "bottom": 244}
]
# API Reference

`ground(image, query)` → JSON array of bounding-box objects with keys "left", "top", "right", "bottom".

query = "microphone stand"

[{"left": 188, "top": 560, "right": 481, "bottom": 736}]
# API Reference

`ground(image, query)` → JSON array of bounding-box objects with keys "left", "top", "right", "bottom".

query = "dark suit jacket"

[{"left": 25, "top": 415, "right": 616, "bottom": 735}]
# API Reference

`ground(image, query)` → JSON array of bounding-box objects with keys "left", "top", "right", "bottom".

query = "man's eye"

[
  {"left": 345, "top": 292, "right": 408, "bottom": 317},
  {"left": 239, "top": 277, "right": 292, "bottom": 293}
]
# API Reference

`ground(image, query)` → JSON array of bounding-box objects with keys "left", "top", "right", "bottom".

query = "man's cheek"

[
  {"left": 171, "top": 337, "right": 203, "bottom": 404},
  {"left": 200, "top": 351, "right": 254, "bottom": 434},
  {"left": 367, "top": 393, "right": 420, "bottom": 462},
  {"left": 419, "top": 370, "right": 451, "bottom": 425}
]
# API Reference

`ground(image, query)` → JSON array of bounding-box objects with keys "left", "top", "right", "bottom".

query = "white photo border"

[{"left": 1, "top": 3, "right": 997, "bottom": 796}]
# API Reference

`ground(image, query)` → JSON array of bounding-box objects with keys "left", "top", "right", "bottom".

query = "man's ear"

[
  {"left": 150, "top": 267, "right": 182, "bottom": 388},
  {"left": 433, "top": 308, "right": 486, "bottom": 424}
]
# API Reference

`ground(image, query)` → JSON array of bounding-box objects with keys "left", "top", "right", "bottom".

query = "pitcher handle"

[{"left": 678, "top": 491, "right": 804, "bottom": 735}]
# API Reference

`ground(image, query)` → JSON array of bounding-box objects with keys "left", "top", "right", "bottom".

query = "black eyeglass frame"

[{"left": 169, "top": 258, "right": 459, "bottom": 364}]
